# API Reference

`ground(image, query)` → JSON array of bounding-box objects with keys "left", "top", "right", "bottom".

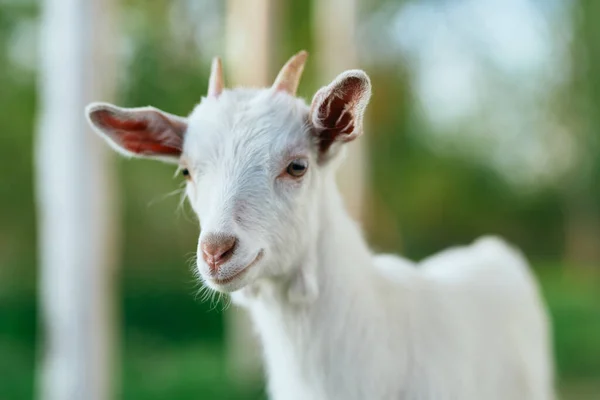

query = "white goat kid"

[{"left": 86, "top": 51, "right": 554, "bottom": 400}]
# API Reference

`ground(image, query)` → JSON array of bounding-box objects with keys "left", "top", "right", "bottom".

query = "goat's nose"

[{"left": 201, "top": 234, "right": 237, "bottom": 273}]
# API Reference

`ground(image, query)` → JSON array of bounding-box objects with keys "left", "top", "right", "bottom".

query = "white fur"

[{"left": 86, "top": 72, "right": 554, "bottom": 400}]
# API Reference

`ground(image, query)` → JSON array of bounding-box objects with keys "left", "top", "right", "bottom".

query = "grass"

[
  {"left": 537, "top": 267, "right": 600, "bottom": 383},
  {"left": 0, "top": 265, "right": 598, "bottom": 399},
  {"left": 122, "top": 339, "right": 249, "bottom": 400}
]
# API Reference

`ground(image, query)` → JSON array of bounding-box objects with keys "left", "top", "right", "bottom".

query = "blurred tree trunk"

[
  {"left": 224, "top": 0, "right": 275, "bottom": 389},
  {"left": 313, "top": 0, "right": 369, "bottom": 221},
  {"left": 564, "top": 193, "right": 600, "bottom": 267},
  {"left": 563, "top": 0, "right": 600, "bottom": 267},
  {"left": 35, "top": 0, "right": 119, "bottom": 399}
]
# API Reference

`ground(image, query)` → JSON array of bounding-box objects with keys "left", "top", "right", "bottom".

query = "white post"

[
  {"left": 35, "top": 0, "right": 119, "bottom": 399},
  {"left": 224, "top": 0, "right": 273, "bottom": 388},
  {"left": 314, "top": 0, "right": 368, "bottom": 220}
]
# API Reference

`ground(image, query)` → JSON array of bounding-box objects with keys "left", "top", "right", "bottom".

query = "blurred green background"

[{"left": 1, "top": 0, "right": 599, "bottom": 399}]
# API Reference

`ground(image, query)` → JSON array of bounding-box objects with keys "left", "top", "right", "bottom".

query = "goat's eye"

[
  {"left": 286, "top": 159, "right": 308, "bottom": 178},
  {"left": 181, "top": 168, "right": 190, "bottom": 179}
]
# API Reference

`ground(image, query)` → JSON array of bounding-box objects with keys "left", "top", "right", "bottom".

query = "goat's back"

[
  {"left": 375, "top": 236, "right": 554, "bottom": 400},
  {"left": 419, "top": 236, "right": 554, "bottom": 400}
]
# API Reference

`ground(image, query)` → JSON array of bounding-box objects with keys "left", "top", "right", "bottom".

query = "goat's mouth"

[{"left": 210, "top": 250, "right": 265, "bottom": 286}]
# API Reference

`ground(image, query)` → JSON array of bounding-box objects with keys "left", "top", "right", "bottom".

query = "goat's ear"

[
  {"left": 85, "top": 102, "right": 187, "bottom": 163},
  {"left": 309, "top": 70, "right": 371, "bottom": 157}
]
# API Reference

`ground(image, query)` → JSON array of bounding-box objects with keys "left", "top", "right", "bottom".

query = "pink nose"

[{"left": 201, "top": 234, "right": 237, "bottom": 273}]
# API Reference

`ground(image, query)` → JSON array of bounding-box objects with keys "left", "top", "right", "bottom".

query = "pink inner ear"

[
  {"left": 315, "top": 77, "right": 366, "bottom": 153},
  {"left": 318, "top": 95, "right": 355, "bottom": 134},
  {"left": 97, "top": 110, "right": 182, "bottom": 156},
  {"left": 120, "top": 132, "right": 182, "bottom": 155}
]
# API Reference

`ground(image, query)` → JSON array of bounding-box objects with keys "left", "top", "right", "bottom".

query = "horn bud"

[
  {"left": 208, "top": 57, "right": 224, "bottom": 97},
  {"left": 272, "top": 50, "right": 308, "bottom": 96}
]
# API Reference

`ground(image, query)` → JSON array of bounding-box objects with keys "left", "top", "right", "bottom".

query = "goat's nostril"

[{"left": 201, "top": 234, "right": 238, "bottom": 272}]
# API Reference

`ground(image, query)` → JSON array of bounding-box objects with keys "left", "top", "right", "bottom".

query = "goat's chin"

[
  {"left": 200, "top": 250, "right": 265, "bottom": 293},
  {"left": 205, "top": 274, "right": 253, "bottom": 293}
]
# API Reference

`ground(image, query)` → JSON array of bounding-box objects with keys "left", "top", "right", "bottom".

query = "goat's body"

[
  {"left": 87, "top": 53, "right": 553, "bottom": 400},
  {"left": 237, "top": 183, "right": 553, "bottom": 400}
]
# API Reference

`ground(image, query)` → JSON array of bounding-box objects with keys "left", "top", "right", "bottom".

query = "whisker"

[
  {"left": 147, "top": 186, "right": 186, "bottom": 208},
  {"left": 220, "top": 294, "right": 233, "bottom": 312},
  {"left": 171, "top": 181, "right": 198, "bottom": 224}
]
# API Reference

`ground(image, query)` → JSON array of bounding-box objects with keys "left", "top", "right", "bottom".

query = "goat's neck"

[
  {"left": 234, "top": 173, "right": 375, "bottom": 305},
  {"left": 269, "top": 174, "right": 375, "bottom": 304},
  {"left": 308, "top": 176, "right": 374, "bottom": 296},
  {"left": 244, "top": 171, "right": 382, "bottom": 322},
  {"left": 243, "top": 177, "right": 394, "bottom": 398}
]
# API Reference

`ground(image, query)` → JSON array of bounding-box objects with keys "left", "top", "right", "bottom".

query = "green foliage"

[
  {"left": 540, "top": 268, "right": 600, "bottom": 380},
  {"left": 0, "top": 266, "right": 598, "bottom": 399}
]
